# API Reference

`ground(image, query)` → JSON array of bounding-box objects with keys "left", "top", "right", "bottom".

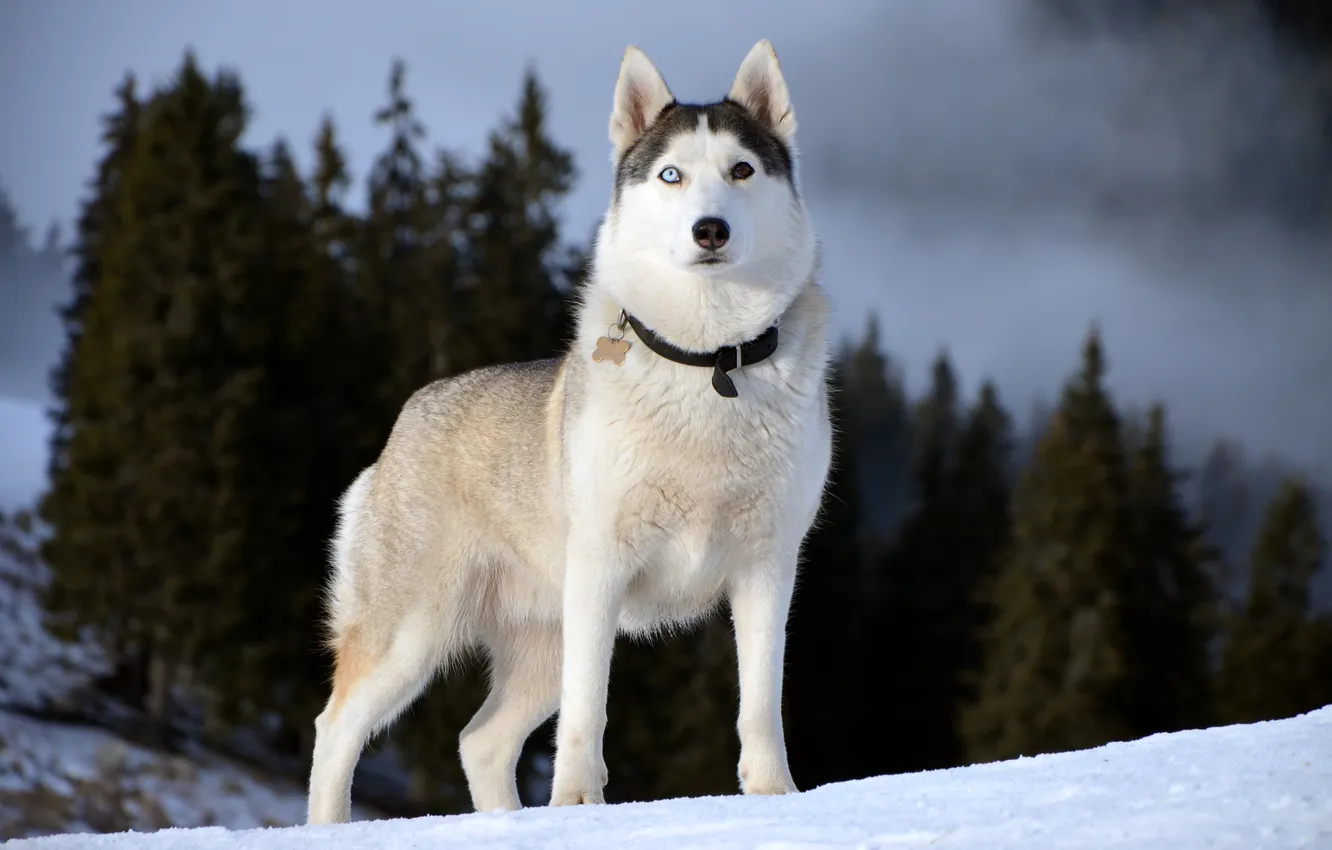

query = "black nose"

[{"left": 692, "top": 217, "right": 730, "bottom": 251}]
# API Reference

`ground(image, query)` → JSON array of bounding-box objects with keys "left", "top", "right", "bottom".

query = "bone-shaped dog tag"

[{"left": 592, "top": 336, "right": 630, "bottom": 366}]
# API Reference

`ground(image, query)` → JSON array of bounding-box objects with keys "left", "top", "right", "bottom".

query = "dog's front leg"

[
  {"left": 549, "top": 532, "right": 624, "bottom": 806},
  {"left": 730, "top": 553, "right": 799, "bottom": 796}
]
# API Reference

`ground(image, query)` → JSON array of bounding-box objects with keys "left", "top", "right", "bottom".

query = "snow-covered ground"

[
  {"left": 6, "top": 706, "right": 1328, "bottom": 849},
  {"left": 0, "top": 710, "right": 382, "bottom": 841},
  {"left": 0, "top": 513, "right": 382, "bottom": 841},
  {"left": 0, "top": 518, "right": 109, "bottom": 714},
  {"left": 0, "top": 393, "right": 108, "bottom": 716}
]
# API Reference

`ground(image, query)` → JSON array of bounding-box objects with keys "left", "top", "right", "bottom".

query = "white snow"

[
  {"left": 0, "top": 710, "right": 383, "bottom": 840},
  {"left": 0, "top": 393, "right": 92, "bottom": 714},
  {"left": 7, "top": 706, "right": 1330, "bottom": 849},
  {"left": 0, "top": 527, "right": 381, "bottom": 843},
  {"left": 0, "top": 394, "right": 49, "bottom": 513},
  {"left": 0, "top": 519, "right": 109, "bottom": 714}
]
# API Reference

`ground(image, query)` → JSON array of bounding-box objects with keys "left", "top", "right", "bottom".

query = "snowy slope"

[
  {"left": 0, "top": 522, "right": 381, "bottom": 840},
  {"left": 0, "top": 511, "right": 109, "bottom": 714},
  {"left": 0, "top": 552, "right": 109, "bottom": 715},
  {"left": 0, "top": 503, "right": 387, "bottom": 841},
  {"left": 9, "top": 706, "right": 1330, "bottom": 849},
  {"left": 0, "top": 394, "right": 48, "bottom": 512},
  {"left": 0, "top": 710, "right": 383, "bottom": 841},
  {"left": 0, "top": 397, "right": 385, "bottom": 840}
]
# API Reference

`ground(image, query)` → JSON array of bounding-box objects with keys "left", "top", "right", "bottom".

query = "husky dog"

[{"left": 306, "top": 38, "right": 831, "bottom": 823}]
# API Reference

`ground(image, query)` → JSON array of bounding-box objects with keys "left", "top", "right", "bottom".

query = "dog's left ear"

[{"left": 728, "top": 39, "right": 796, "bottom": 140}]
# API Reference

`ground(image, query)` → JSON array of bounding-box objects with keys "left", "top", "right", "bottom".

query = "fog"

[{"left": 786, "top": 1, "right": 1332, "bottom": 474}]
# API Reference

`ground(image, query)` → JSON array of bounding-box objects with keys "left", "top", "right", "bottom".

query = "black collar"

[{"left": 623, "top": 313, "right": 780, "bottom": 398}]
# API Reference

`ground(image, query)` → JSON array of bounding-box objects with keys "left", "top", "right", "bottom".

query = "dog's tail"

[{"left": 322, "top": 464, "right": 376, "bottom": 652}]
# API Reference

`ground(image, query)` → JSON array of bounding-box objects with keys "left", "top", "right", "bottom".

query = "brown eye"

[{"left": 731, "top": 161, "right": 755, "bottom": 180}]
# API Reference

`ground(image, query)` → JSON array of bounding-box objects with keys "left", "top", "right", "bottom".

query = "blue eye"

[{"left": 659, "top": 166, "right": 681, "bottom": 184}]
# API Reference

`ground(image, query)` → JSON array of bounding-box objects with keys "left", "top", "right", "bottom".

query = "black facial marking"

[
  {"left": 613, "top": 99, "right": 793, "bottom": 201},
  {"left": 710, "top": 99, "right": 791, "bottom": 178}
]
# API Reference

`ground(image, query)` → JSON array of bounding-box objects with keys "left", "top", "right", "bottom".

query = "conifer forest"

[{"left": 1, "top": 0, "right": 1330, "bottom": 818}]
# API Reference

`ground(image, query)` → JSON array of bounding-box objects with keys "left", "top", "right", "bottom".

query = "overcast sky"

[{"left": 3, "top": 0, "right": 1330, "bottom": 475}]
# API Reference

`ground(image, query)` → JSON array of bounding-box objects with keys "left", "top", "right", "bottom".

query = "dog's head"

[{"left": 595, "top": 40, "right": 816, "bottom": 347}]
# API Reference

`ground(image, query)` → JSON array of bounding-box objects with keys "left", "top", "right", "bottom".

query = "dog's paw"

[
  {"left": 549, "top": 785, "right": 606, "bottom": 806},
  {"left": 549, "top": 758, "right": 608, "bottom": 807},
  {"left": 742, "top": 774, "right": 798, "bottom": 796},
  {"left": 738, "top": 753, "right": 798, "bottom": 796}
]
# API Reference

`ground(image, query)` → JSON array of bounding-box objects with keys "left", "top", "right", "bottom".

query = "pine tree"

[
  {"left": 840, "top": 316, "right": 912, "bottom": 544},
  {"left": 948, "top": 381, "right": 1014, "bottom": 725},
  {"left": 178, "top": 137, "right": 378, "bottom": 759},
  {"left": 603, "top": 621, "right": 740, "bottom": 803},
  {"left": 862, "top": 357, "right": 1015, "bottom": 774},
  {"left": 360, "top": 58, "right": 462, "bottom": 414},
  {"left": 48, "top": 74, "right": 141, "bottom": 420},
  {"left": 1196, "top": 438, "right": 1252, "bottom": 592},
  {"left": 961, "top": 328, "right": 1137, "bottom": 763},
  {"left": 911, "top": 351, "right": 962, "bottom": 509},
  {"left": 1218, "top": 477, "right": 1332, "bottom": 724},
  {"left": 308, "top": 116, "right": 388, "bottom": 469},
  {"left": 866, "top": 351, "right": 966, "bottom": 772},
  {"left": 41, "top": 54, "right": 274, "bottom": 746},
  {"left": 309, "top": 114, "right": 358, "bottom": 303},
  {"left": 459, "top": 67, "right": 577, "bottom": 370},
  {"left": 116, "top": 54, "right": 269, "bottom": 744},
  {"left": 40, "top": 73, "right": 152, "bottom": 707},
  {"left": 312, "top": 115, "right": 351, "bottom": 217},
  {"left": 784, "top": 359, "right": 871, "bottom": 787},
  {"left": 1121, "top": 404, "right": 1217, "bottom": 734},
  {"left": 0, "top": 183, "right": 22, "bottom": 255}
]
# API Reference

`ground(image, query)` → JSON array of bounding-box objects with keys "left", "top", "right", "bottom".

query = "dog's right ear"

[
  {"left": 728, "top": 39, "right": 796, "bottom": 140},
  {"left": 610, "top": 46, "right": 674, "bottom": 159}
]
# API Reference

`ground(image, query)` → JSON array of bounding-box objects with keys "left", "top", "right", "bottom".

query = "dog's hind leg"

[
  {"left": 459, "top": 625, "right": 562, "bottom": 812},
  {"left": 306, "top": 618, "right": 442, "bottom": 825}
]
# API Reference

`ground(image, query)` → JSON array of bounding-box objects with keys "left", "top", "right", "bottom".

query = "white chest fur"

[{"left": 565, "top": 301, "right": 831, "bottom": 633}]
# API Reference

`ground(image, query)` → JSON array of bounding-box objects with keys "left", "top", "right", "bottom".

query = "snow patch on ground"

[
  {"left": 0, "top": 710, "right": 379, "bottom": 841},
  {"left": 0, "top": 523, "right": 109, "bottom": 714},
  {"left": 8, "top": 706, "right": 1330, "bottom": 848},
  {"left": 0, "top": 429, "right": 377, "bottom": 841},
  {"left": 0, "top": 393, "right": 85, "bottom": 712},
  {"left": 0, "top": 521, "right": 363, "bottom": 842}
]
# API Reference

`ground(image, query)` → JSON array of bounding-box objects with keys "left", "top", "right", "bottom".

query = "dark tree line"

[
  {"left": 12, "top": 21, "right": 1332, "bottom": 819},
  {"left": 29, "top": 53, "right": 579, "bottom": 809}
]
